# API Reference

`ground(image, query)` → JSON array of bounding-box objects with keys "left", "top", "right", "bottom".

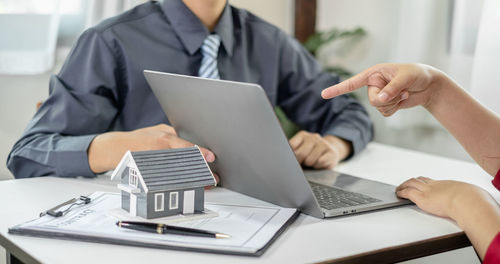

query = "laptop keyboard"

[{"left": 309, "top": 181, "right": 381, "bottom": 210}]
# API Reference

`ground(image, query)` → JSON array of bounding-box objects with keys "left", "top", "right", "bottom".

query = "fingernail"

[
  {"left": 378, "top": 92, "right": 389, "bottom": 102},
  {"left": 401, "top": 92, "right": 409, "bottom": 100},
  {"left": 206, "top": 153, "right": 214, "bottom": 162}
]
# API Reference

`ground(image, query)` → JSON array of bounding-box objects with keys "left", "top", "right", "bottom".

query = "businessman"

[{"left": 7, "top": 0, "right": 373, "bottom": 178}]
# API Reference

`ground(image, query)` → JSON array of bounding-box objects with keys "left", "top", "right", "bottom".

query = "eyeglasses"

[{"left": 39, "top": 195, "right": 91, "bottom": 217}]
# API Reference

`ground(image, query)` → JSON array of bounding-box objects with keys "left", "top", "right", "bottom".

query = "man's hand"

[
  {"left": 88, "top": 124, "right": 218, "bottom": 183},
  {"left": 289, "top": 130, "right": 352, "bottom": 169}
]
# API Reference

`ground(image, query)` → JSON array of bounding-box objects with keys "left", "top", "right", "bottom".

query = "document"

[{"left": 9, "top": 192, "right": 298, "bottom": 256}]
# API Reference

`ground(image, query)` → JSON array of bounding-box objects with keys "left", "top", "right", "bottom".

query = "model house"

[{"left": 110, "top": 146, "right": 216, "bottom": 219}]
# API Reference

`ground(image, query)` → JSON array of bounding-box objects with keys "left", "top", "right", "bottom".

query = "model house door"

[
  {"left": 183, "top": 190, "right": 195, "bottom": 214},
  {"left": 130, "top": 194, "right": 137, "bottom": 216}
]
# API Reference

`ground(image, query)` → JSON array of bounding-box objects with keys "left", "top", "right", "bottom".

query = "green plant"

[
  {"left": 304, "top": 27, "right": 366, "bottom": 79},
  {"left": 275, "top": 106, "right": 301, "bottom": 139}
]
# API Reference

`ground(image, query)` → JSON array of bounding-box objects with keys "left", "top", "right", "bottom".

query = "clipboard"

[{"left": 9, "top": 192, "right": 299, "bottom": 256}]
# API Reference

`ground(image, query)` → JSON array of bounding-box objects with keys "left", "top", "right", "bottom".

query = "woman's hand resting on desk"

[
  {"left": 396, "top": 177, "right": 487, "bottom": 218},
  {"left": 87, "top": 124, "right": 219, "bottom": 184},
  {"left": 397, "top": 176, "right": 500, "bottom": 259}
]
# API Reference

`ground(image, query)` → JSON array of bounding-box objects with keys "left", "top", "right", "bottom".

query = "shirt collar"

[{"left": 161, "top": 0, "right": 234, "bottom": 56}]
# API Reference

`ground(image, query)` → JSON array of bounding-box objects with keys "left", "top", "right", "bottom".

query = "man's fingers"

[
  {"left": 199, "top": 147, "right": 215, "bottom": 163},
  {"left": 166, "top": 135, "right": 193, "bottom": 148},
  {"left": 290, "top": 131, "right": 311, "bottom": 164},
  {"left": 167, "top": 136, "right": 215, "bottom": 162},
  {"left": 289, "top": 132, "right": 305, "bottom": 150},
  {"left": 156, "top": 123, "right": 177, "bottom": 135},
  {"left": 314, "top": 152, "right": 338, "bottom": 169},
  {"left": 303, "top": 143, "right": 327, "bottom": 167},
  {"left": 213, "top": 172, "right": 220, "bottom": 184},
  {"left": 204, "top": 173, "right": 219, "bottom": 190},
  {"left": 294, "top": 144, "right": 314, "bottom": 163},
  {"left": 294, "top": 137, "right": 316, "bottom": 163},
  {"left": 321, "top": 69, "right": 371, "bottom": 99}
]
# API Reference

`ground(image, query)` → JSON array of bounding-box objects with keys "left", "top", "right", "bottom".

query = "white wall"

[
  {"left": 316, "top": 0, "right": 451, "bottom": 79},
  {"left": 316, "top": 0, "right": 400, "bottom": 73},
  {"left": 470, "top": 0, "right": 500, "bottom": 115},
  {"left": 230, "top": 0, "right": 294, "bottom": 34}
]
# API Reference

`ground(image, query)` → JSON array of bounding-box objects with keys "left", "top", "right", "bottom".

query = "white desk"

[{"left": 1, "top": 143, "right": 498, "bottom": 264}]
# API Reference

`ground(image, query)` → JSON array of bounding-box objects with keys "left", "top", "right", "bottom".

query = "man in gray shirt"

[{"left": 7, "top": 0, "right": 373, "bottom": 178}]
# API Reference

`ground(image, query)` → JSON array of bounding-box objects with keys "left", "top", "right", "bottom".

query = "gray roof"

[{"left": 131, "top": 147, "right": 215, "bottom": 191}]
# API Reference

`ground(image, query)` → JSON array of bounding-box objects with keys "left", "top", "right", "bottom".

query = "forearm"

[
  {"left": 7, "top": 133, "right": 97, "bottom": 178},
  {"left": 88, "top": 124, "right": 197, "bottom": 174},
  {"left": 88, "top": 131, "right": 153, "bottom": 173},
  {"left": 88, "top": 132, "right": 129, "bottom": 173},
  {"left": 450, "top": 188, "right": 500, "bottom": 259},
  {"left": 425, "top": 71, "right": 500, "bottom": 176}
]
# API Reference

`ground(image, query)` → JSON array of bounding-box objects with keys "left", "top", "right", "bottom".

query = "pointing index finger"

[{"left": 321, "top": 69, "right": 371, "bottom": 99}]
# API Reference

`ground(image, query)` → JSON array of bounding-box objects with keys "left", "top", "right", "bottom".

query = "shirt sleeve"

[
  {"left": 276, "top": 33, "right": 373, "bottom": 158},
  {"left": 484, "top": 231, "right": 500, "bottom": 264},
  {"left": 6, "top": 28, "right": 121, "bottom": 178},
  {"left": 492, "top": 169, "right": 500, "bottom": 191}
]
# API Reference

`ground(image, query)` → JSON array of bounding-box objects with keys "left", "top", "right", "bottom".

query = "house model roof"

[{"left": 111, "top": 146, "right": 216, "bottom": 192}]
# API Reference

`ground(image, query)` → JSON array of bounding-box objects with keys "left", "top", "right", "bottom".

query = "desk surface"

[{"left": 1, "top": 143, "right": 497, "bottom": 264}]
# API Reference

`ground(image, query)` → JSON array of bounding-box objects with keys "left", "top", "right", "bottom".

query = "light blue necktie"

[{"left": 198, "top": 34, "right": 221, "bottom": 79}]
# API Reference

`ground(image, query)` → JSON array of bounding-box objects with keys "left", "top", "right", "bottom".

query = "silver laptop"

[{"left": 144, "top": 70, "right": 411, "bottom": 218}]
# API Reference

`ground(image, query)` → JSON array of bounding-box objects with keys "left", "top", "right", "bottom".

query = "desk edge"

[{"left": 315, "top": 231, "right": 472, "bottom": 264}]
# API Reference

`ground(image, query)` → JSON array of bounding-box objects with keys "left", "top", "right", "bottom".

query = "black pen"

[{"left": 116, "top": 221, "right": 231, "bottom": 239}]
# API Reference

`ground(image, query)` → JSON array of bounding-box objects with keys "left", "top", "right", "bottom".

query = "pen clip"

[{"left": 40, "top": 195, "right": 92, "bottom": 217}]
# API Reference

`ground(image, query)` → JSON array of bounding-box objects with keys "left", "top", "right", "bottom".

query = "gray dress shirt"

[{"left": 7, "top": 0, "right": 373, "bottom": 178}]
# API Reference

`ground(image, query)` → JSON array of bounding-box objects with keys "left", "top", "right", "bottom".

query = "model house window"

[
  {"left": 128, "top": 167, "right": 138, "bottom": 188},
  {"left": 154, "top": 193, "right": 164, "bottom": 212},
  {"left": 169, "top": 192, "right": 178, "bottom": 210}
]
